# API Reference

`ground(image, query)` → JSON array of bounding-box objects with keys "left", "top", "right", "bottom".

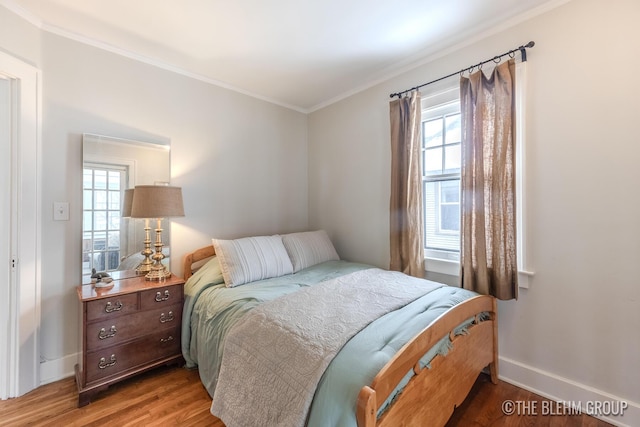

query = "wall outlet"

[{"left": 53, "top": 202, "right": 69, "bottom": 221}]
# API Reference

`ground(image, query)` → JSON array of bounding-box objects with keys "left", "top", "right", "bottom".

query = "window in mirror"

[{"left": 82, "top": 163, "right": 128, "bottom": 276}]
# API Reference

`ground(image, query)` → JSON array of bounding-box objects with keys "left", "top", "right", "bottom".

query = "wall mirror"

[{"left": 82, "top": 133, "right": 171, "bottom": 281}]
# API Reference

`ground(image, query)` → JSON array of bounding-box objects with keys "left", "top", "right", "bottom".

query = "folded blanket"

[{"left": 211, "top": 268, "right": 444, "bottom": 427}]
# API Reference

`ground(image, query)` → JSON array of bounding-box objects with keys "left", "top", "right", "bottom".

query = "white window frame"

[
  {"left": 422, "top": 99, "right": 461, "bottom": 262},
  {"left": 422, "top": 62, "right": 534, "bottom": 287},
  {"left": 82, "top": 163, "right": 128, "bottom": 276}
]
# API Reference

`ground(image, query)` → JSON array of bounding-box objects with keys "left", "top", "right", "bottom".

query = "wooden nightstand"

[{"left": 75, "top": 271, "right": 185, "bottom": 407}]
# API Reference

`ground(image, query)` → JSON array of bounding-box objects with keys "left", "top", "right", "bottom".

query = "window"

[
  {"left": 422, "top": 99, "right": 461, "bottom": 262},
  {"left": 82, "top": 164, "right": 127, "bottom": 276},
  {"left": 421, "top": 63, "right": 531, "bottom": 287}
]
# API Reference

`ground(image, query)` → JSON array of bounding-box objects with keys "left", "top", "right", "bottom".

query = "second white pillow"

[
  {"left": 282, "top": 230, "right": 340, "bottom": 272},
  {"left": 212, "top": 235, "right": 293, "bottom": 287}
]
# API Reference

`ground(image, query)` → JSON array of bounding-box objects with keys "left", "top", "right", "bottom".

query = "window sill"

[
  {"left": 424, "top": 257, "right": 460, "bottom": 276},
  {"left": 424, "top": 257, "right": 534, "bottom": 289}
]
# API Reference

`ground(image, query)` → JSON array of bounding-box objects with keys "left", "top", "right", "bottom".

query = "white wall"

[
  {"left": 1, "top": 4, "right": 308, "bottom": 382},
  {"left": 3, "top": 1, "right": 639, "bottom": 424},
  {"left": 309, "top": 0, "right": 639, "bottom": 425}
]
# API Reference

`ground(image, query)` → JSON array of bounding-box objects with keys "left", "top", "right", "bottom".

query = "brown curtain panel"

[
  {"left": 460, "top": 59, "right": 518, "bottom": 300},
  {"left": 389, "top": 91, "right": 424, "bottom": 278}
]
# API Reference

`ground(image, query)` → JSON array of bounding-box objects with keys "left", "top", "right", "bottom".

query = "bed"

[{"left": 181, "top": 231, "right": 498, "bottom": 427}]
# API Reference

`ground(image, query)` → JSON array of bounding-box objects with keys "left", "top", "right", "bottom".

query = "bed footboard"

[{"left": 356, "top": 295, "right": 498, "bottom": 427}]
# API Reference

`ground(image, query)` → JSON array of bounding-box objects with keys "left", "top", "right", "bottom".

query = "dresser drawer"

[
  {"left": 85, "top": 327, "right": 180, "bottom": 384},
  {"left": 86, "top": 303, "right": 183, "bottom": 351},
  {"left": 86, "top": 293, "right": 138, "bottom": 321},
  {"left": 140, "top": 284, "right": 183, "bottom": 310}
]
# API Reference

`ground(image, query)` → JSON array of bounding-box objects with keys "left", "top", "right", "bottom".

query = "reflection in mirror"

[{"left": 82, "top": 134, "right": 170, "bottom": 281}]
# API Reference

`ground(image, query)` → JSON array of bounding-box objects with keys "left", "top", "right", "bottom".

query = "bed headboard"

[{"left": 182, "top": 245, "right": 216, "bottom": 280}]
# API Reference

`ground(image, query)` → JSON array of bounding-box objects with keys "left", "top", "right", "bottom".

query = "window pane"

[
  {"left": 424, "top": 147, "right": 442, "bottom": 176},
  {"left": 83, "top": 190, "right": 93, "bottom": 210},
  {"left": 94, "top": 211, "right": 107, "bottom": 231},
  {"left": 94, "top": 190, "right": 107, "bottom": 210},
  {"left": 440, "top": 180, "right": 460, "bottom": 203},
  {"left": 108, "top": 171, "right": 121, "bottom": 190},
  {"left": 83, "top": 169, "right": 93, "bottom": 189},
  {"left": 83, "top": 211, "right": 93, "bottom": 231},
  {"left": 107, "top": 231, "right": 120, "bottom": 249},
  {"left": 93, "top": 231, "right": 106, "bottom": 251},
  {"left": 444, "top": 144, "right": 461, "bottom": 174},
  {"left": 424, "top": 181, "right": 459, "bottom": 252},
  {"left": 108, "top": 191, "right": 121, "bottom": 210},
  {"left": 423, "top": 118, "right": 443, "bottom": 148},
  {"left": 82, "top": 232, "right": 92, "bottom": 252},
  {"left": 92, "top": 253, "right": 105, "bottom": 272},
  {"left": 82, "top": 252, "right": 91, "bottom": 276},
  {"left": 445, "top": 114, "right": 461, "bottom": 144},
  {"left": 108, "top": 211, "right": 120, "bottom": 231},
  {"left": 441, "top": 204, "right": 460, "bottom": 232},
  {"left": 106, "top": 251, "right": 120, "bottom": 270},
  {"left": 94, "top": 170, "right": 107, "bottom": 190}
]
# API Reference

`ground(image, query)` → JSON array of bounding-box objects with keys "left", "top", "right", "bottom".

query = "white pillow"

[
  {"left": 212, "top": 235, "right": 293, "bottom": 287},
  {"left": 282, "top": 230, "right": 340, "bottom": 272}
]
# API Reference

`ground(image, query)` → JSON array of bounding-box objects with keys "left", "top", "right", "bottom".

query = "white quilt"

[{"left": 210, "top": 268, "right": 443, "bottom": 427}]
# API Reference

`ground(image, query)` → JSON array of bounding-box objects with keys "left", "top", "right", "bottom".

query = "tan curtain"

[
  {"left": 460, "top": 59, "right": 518, "bottom": 300},
  {"left": 389, "top": 91, "right": 424, "bottom": 278}
]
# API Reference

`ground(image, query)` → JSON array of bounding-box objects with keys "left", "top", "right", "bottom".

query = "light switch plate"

[{"left": 53, "top": 202, "right": 69, "bottom": 221}]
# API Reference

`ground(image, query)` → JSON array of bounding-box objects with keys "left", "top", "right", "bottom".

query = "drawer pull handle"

[
  {"left": 159, "top": 311, "right": 174, "bottom": 323},
  {"left": 160, "top": 335, "right": 174, "bottom": 343},
  {"left": 98, "top": 325, "right": 117, "bottom": 340},
  {"left": 155, "top": 290, "right": 170, "bottom": 302},
  {"left": 98, "top": 354, "right": 117, "bottom": 369},
  {"left": 105, "top": 301, "right": 123, "bottom": 313}
]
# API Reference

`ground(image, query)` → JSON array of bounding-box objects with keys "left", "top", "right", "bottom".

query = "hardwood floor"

[{"left": 0, "top": 366, "right": 613, "bottom": 426}]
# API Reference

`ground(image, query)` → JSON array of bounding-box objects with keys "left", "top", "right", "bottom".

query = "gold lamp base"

[
  {"left": 144, "top": 218, "right": 172, "bottom": 281},
  {"left": 135, "top": 218, "right": 154, "bottom": 275},
  {"left": 145, "top": 265, "right": 172, "bottom": 281}
]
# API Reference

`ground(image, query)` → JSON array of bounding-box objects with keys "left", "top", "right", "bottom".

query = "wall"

[
  {"left": 308, "top": 0, "right": 639, "bottom": 425},
  {"left": 3, "top": 1, "right": 639, "bottom": 424},
  {"left": 1, "top": 4, "right": 308, "bottom": 383}
]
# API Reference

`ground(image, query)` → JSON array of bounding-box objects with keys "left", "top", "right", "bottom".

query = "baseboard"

[
  {"left": 499, "top": 356, "right": 639, "bottom": 427},
  {"left": 40, "top": 353, "right": 78, "bottom": 386}
]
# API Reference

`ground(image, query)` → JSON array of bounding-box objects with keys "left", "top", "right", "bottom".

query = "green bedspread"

[{"left": 181, "top": 258, "right": 479, "bottom": 426}]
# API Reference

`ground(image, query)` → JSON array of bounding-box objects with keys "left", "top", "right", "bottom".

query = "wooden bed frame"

[{"left": 183, "top": 245, "right": 498, "bottom": 427}]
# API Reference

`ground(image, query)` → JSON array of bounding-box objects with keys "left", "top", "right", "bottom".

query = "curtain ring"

[
  {"left": 509, "top": 51, "right": 516, "bottom": 59},
  {"left": 493, "top": 55, "right": 501, "bottom": 64}
]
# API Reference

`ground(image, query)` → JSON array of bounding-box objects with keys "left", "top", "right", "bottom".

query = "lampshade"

[
  {"left": 130, "top": 185, "right": 185, "bottom": 219},
  {"left": 121, "top": 188, "right": 134, "bottom": 218}
]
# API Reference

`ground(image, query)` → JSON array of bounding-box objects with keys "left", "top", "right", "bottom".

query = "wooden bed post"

[
  {"left": 357, "top": 386, "right": 377, "bottom": 427},
  {"left": 489, "top": 296, "right": 499, "bottom": 384}
]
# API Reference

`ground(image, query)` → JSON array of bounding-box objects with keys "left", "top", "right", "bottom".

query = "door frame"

[{"left": 0, "top": 51, "right": 41, "bottom": 399}]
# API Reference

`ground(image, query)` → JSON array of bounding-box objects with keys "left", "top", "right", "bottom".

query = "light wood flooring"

[{"left": 0, "top": 366, "right": 614, "bottom": 426}]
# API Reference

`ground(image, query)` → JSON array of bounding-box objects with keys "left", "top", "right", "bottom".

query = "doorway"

[{"left": 0, "top": 52, "right": 41, "bottom": 399}]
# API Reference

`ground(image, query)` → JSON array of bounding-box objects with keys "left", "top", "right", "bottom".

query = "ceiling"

[{"left": 7, "top": 0, "right": 560, "bottom": 112}]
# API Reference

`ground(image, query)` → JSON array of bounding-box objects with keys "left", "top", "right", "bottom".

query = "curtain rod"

[{"left": 389, "top": 41, "right": 535, "bottom": 99}]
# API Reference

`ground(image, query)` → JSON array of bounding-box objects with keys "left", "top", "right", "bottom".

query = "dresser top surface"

[{"left": 77, "top": 273, "right": 185, "bottom": 302}]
